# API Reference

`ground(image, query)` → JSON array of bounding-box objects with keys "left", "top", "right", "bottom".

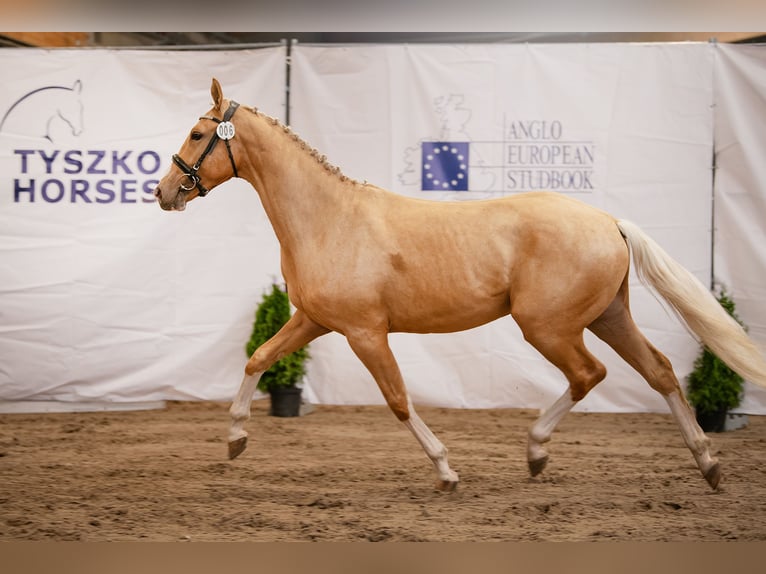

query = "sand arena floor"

[{"left": 1, "top": 400, "right": 765, "bottom": 541}]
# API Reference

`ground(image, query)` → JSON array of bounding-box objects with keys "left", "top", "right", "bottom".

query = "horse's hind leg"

[
  {"left": 522, "top": 329, "right": 608, "bottom": 477},
  {"left": 588, "top": 287, "right": 721, "bottom": 489},
  {"left": 527, "top": 389, "right": 578, "bottom": 476},
  {"left": 228, "top": 309, "right": 328, "bottom": 459},
  {"left": 346, "top": 330, "right": 459, "bottom": 492}
]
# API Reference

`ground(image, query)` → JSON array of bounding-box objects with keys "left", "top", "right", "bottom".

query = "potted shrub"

[
  {"left": 246, "top": 283, "right": 310, "bottom": 417},
  {"left": 685, "top": 289, "right": 746, "bottom": 432}
]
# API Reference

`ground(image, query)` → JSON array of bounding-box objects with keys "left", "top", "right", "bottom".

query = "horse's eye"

[{"left": 190, "top": 131, "right": 203, "bottom": 141}]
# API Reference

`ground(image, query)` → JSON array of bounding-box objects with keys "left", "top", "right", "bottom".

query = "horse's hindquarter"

[{"left": 504, "top": 193, "right": 630, "bottom": 332}]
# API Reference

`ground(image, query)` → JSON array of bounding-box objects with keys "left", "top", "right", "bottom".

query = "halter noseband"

[{"left": 172, "top": 100, "right": 240, "bottom": 197}]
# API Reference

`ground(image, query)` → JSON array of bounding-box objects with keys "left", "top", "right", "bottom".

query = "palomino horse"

[{"left": 155, "top": 79, "right": 766, "bottom": 492}]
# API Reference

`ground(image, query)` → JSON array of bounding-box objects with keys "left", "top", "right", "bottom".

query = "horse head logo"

[{"left": 0, "top": 80, "right": 84, "bottom": 142}]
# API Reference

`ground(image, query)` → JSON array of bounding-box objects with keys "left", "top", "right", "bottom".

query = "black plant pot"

[
  {"left": 695, "top": 407, "right": 728, "bottom": 433},
  {"left": 268, "top": 386, "right": 302, "bottom": 417}
]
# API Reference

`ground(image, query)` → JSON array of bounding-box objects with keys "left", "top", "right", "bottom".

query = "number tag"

[{"left": 216, "top": 121, "right": 235, "bottom": 140}]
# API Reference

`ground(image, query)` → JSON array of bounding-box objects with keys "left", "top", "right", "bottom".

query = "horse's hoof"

[
  {"left": 528, "top": 455, "right": 549, "bottom": 477},
  {"left": 435, "top": 479, "right": 458, "bottom": 493},
  {"left": 704, "top": 462, "right": 722, "bottom": 490},
  {"left": 228, "top": 436, "right": 248, "bottom": 460}
]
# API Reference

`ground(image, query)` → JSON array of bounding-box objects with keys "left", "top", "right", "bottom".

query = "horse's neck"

[{"left": 240, "top": 114, "right": 355, "bottom": 250}]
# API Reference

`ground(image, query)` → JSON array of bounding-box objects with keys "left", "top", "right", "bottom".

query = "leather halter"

[{"left": 172, "top": 100, "right": 240, "bottom": 197}]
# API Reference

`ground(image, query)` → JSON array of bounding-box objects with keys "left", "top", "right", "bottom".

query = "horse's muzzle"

[{"left": 154, "top": 186, "right": 187, "bottom": 211}]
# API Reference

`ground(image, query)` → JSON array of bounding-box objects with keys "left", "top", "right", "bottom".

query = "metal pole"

[
  {"left": 709, "top": 37, "right": 718, "bottom": 292},
  {"left": 285, "top": 38, "right": 293, "bottom": 126}
]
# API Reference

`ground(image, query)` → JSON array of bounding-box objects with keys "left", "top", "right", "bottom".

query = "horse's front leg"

[
  {"left": 346, "top": 330, "right": 459, "bottom": 492},
  {"left": 228, "top": 309, "right": 328, "bottom": 459}
]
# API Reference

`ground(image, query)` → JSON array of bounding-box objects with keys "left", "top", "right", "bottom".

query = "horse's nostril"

[{"left": 154, "top": 186, "right": 161, "bottom": 198}]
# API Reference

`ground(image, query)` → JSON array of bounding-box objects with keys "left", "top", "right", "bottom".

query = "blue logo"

[{"left": 421, "top": 141, "right": 469, "bottom": 191}]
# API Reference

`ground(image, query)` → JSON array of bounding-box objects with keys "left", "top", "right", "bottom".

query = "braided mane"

[{"left": 244, "top": 105, "right": 358, "bottom": 185}]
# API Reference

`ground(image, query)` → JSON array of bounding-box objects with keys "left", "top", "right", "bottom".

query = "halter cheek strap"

[{"left": 172, "top": 100, "right": 240, "bottom": 197}]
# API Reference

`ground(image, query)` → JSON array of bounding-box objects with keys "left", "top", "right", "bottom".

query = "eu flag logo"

[{"left": 421, "top": 142, "right": 469, "bottom": 191}]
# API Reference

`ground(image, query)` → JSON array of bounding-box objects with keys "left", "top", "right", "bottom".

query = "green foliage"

[
  {"left": 686, "top": 289, "right": 745, "bottom": 414},
  {"left": 245, "top": 284, "right": 309, "bottom": 393}
]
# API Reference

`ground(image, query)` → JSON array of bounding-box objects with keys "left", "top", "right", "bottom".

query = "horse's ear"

[{"left": 211, "top": 78, "right": 224, "bottom": 112}]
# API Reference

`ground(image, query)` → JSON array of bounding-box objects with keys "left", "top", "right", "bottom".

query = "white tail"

[{"left": 617, "top": 219, "right": 766, "bottom": 388}]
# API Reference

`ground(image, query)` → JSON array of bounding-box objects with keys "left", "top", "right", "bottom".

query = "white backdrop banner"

[
  {"left": 291, "top": 43, "right": 729, "bottom": 413},
  {"left": 2, "top": 44, "right": 765, "bottom": 414},
  {"left": 713, "top": 44, "right": 766, "bottom": 413},
  {"left": 0, "top": 48, "right": 286, "bottom": 403}
]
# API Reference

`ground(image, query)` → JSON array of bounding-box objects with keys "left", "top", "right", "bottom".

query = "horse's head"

[{"left": 154, "top": 78, "right": 241, "bottom": 211}]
